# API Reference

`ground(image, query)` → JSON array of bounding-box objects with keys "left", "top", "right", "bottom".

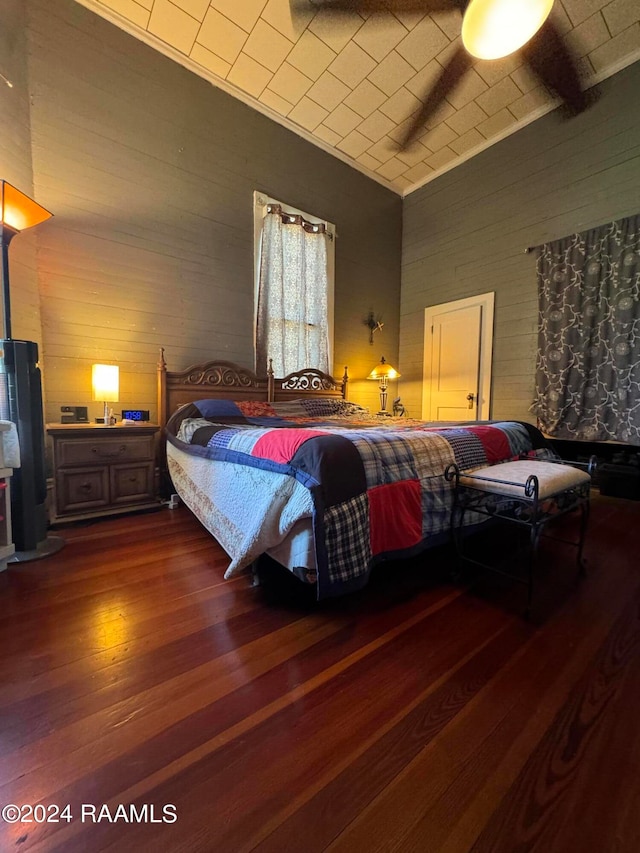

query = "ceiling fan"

[{"left": 291, "top": 0, "right": 590, "bottom": 149}]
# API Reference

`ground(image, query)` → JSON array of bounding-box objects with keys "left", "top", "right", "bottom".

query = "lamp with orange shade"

[
  {"left": 0, "top": 179, "right": 61, "bottom": 560},
  {"left": 1, "top": 180, "right": 52, "bottom": 339}
]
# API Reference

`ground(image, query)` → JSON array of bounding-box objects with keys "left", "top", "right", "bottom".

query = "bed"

[{"left": 158, "top": 350, "right": 551, "bottom": 598}]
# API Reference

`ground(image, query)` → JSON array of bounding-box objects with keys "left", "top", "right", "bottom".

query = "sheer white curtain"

[{"left": 256, "top": 207, "right": 329, "bottom": 376}]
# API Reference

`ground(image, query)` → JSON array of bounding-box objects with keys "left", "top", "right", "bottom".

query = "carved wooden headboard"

[
  {"left": 271, "top": 364, "right": 348, "bottom": 404},
  {"left": 157, "top": 348, "right": 348, "bottom": 430}
]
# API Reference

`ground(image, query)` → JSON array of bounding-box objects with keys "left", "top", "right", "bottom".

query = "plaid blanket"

[{"left": 166, "top": 398, "right": 549, "bottom": 598}]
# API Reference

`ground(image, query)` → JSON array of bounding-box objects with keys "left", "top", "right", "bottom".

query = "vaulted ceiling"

[{"left": 76, "top": 0, "right": 639, "bottom": 195}]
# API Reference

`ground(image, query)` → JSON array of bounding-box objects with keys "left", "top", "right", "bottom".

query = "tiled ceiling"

[{"left": 77, "top": 0, "right": 640, "bottom": 195}]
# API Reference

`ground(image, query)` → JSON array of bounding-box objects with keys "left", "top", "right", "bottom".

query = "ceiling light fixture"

[
  {"left": 293, "top": 0, "right": 587, "bottom": 149},
  {"left": 461, "top": 0, "right": 555, "bottom": 61}
]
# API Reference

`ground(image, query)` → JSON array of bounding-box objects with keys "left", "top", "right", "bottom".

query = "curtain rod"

[
  {"left": 524, "top": 213, "right": 639, "bottom": 255},
  {"left": 266, "top": 203, "right": 333, "bottom": 239}
]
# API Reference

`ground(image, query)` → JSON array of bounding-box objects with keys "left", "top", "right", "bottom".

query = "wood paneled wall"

[
  {"left": 22, "top": 0, "right": 401, "bottom": 423},
  {"left": 16, "top": 0, "right": 638, "bottom": 427},
  {"left": 401, "top": 61, "right": 640, "bottom": 423}
]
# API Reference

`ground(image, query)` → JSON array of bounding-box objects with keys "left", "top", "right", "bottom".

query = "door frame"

[{"left": 422, "top": 292, "right": 495, "bottom": 421}]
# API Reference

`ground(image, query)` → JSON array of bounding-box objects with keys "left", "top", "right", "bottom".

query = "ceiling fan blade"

[
  {"left": 398, "top": 46, "right": 470, "bottom": 149},
  {"left": 521, "top": 19, "right": 589, "bottom": 115},
  {"left": 291, "top": 0, "right": 465, "bottom": 16}
]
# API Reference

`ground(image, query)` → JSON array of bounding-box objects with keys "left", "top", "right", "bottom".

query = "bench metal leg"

[
  {"left": 448, "top": 481, "right": 590, "bottom": 619},
  {"left": 577, "top": 499, "right": 590, "bottom": 577}
]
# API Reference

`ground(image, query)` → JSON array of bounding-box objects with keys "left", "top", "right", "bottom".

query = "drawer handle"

[
  {"left": 91, "top": 445, "right": 127, "bottom": 459},
  {"left": 80, "top": 482, "right": 92, "bottom": 492}
]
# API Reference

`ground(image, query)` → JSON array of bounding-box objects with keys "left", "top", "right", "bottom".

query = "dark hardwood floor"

[{"left": 1, "top": 494, "right": 639, "bottom": 852}]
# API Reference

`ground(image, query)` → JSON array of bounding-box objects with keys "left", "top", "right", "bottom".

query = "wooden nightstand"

[{"left": 47, "top": 423, "right": 160, "bottom": 523}]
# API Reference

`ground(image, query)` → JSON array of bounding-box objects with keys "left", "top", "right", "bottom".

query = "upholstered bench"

[{"left": 445, "top": 458, "right": 593, "bottom": 617}]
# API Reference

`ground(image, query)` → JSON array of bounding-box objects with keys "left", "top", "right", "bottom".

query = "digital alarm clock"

[{"left": 121, "top": 409, "right": 150, "bottom": 421}]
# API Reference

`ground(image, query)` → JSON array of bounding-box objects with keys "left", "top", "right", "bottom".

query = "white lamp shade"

[
  {"left": 92, "top": 364, "right": 119, "bottom": 402},
  {"left": 462, "top": 0, "right": 554, "bottom": 60}
]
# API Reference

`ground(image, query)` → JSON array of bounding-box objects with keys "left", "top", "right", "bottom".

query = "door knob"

[{"left": 466, "top": 393, "right": 475, "bottom": 409}]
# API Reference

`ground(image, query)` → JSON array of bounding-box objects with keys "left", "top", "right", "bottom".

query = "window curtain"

[
  {"left": 256, "top": 206, "right": 329, "bottom": 377},
  {"left": 531, "top": 213, "right": 640, "bottom": 442}
]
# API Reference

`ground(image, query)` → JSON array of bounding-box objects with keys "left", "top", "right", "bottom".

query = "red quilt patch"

[
  {"left": 467, "top": 425, "right": 511, "bottom": 463},
  {"left": 251, "top": 429, "right": 329, "bottom": 464},
  {"left": 368, "top": 480, "right": 422, "bottom": 556}
]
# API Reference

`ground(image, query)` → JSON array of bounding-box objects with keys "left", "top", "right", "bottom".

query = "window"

[{"left": 253, "top": 192, "right": 335, "bottom": 376}]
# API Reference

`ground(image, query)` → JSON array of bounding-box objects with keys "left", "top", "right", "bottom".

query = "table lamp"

[
  {"left": 367, "top": 355, "right": 400, "bottom": 416},
  {"left": 92, "top": 364, "right": 119, "bottom": 424}
]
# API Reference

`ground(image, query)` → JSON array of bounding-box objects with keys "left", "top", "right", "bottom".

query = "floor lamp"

[{"left": 0, "top": 180, "right": 64, "bottom": 560}]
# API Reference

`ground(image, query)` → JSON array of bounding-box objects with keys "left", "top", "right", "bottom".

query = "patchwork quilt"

[{"left": 166, "top": 398, "right": 550, "bottom": 598}]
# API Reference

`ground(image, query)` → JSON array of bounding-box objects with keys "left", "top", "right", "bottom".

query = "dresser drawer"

[
  {"left": 111, "top": 462, "right": 155, "bottom": 505},
  {"left": 56, "top": 467, "right": 110, "bottom": 514},
  {"left": 55, "top": 435, "right": 155, "bottom": 467}
]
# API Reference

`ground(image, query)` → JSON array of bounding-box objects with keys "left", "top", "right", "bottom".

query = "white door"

[{"left": 423, "top": 293, "right": 494, "bottom": 421}]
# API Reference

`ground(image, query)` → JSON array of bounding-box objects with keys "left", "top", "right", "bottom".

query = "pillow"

[
  {"left": 166, "top": 396, "right": 370, "bottom": 439},
  {"left": 272, "top": 398, "right": 368, "bottom": 418},
  {"left": 165, "top": 399, "right": 252, "bottom": 438}
]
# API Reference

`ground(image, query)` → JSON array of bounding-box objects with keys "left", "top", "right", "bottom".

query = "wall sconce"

[
  {"left": 92, "top": 364, "right": 119, "bottom": 424},
  {"left": 367, "top": 355, "right": 400, "bottom": 416},
  {"left": 364, "top": 311, "right": 384, "bottom": 345}
]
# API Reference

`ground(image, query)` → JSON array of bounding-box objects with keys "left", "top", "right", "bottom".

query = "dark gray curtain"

[{"left": 531, "top": 213, "right": 640, "bottom": 442}]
